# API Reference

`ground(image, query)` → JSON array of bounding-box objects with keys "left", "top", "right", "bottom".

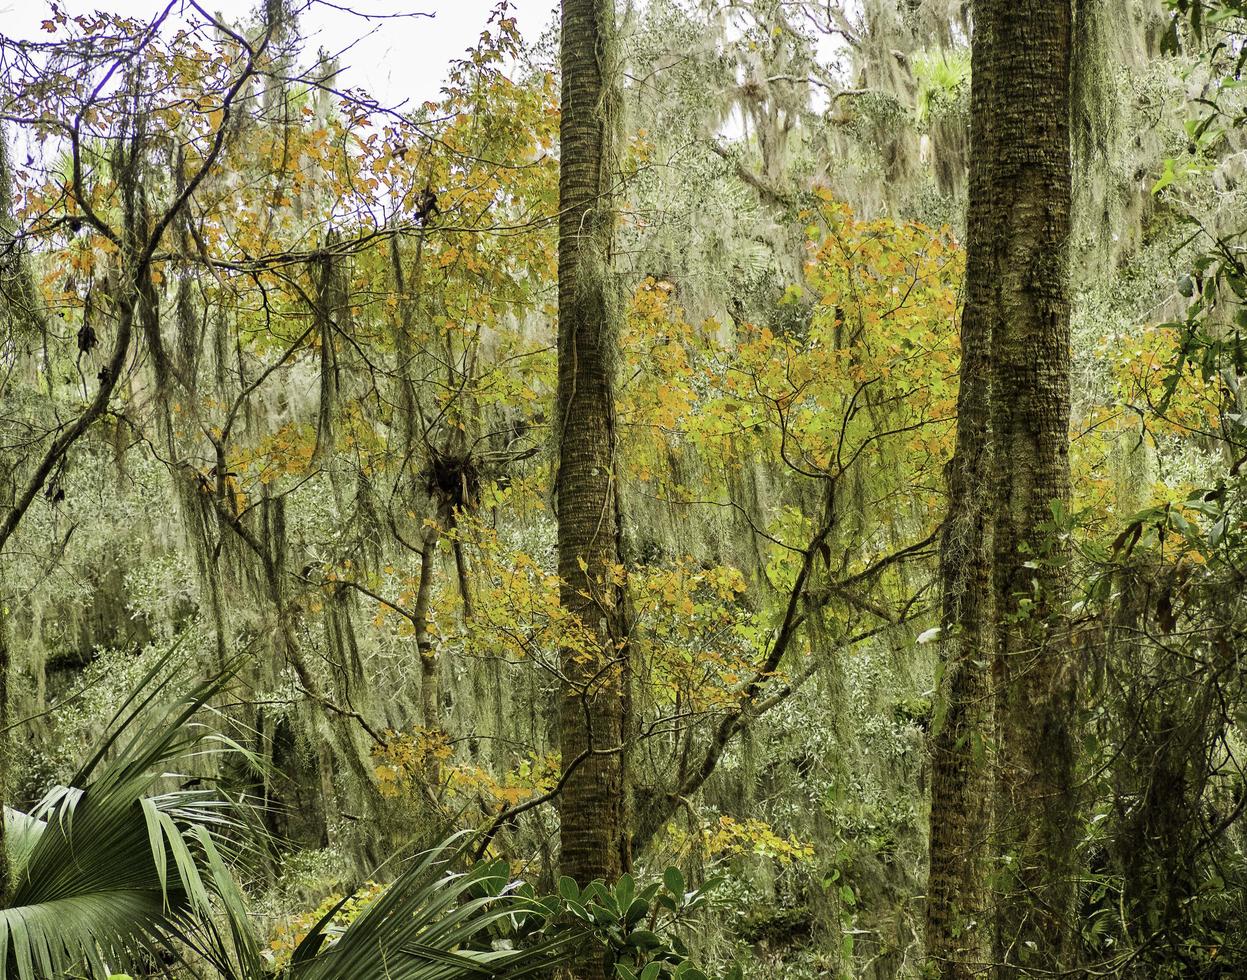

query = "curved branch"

[{"left": 0, "top": 13, "right": 269, "bottom": 556}]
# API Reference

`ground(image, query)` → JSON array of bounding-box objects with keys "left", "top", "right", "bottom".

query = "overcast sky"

[{"left": 0, "top": 0, "right": 557, "bottom": 109}]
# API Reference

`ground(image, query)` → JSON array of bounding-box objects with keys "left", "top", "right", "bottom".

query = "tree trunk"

[
  {"left": 986, "top": 0, "right": 1076, "bottom": 972},
  {"left": 556, "top": 0, "right": 629, "bottom": 975},
  {"left": 924, "top": 1, "right": 1001, "bottom": 971},
  {"left": 0, "top": 578, "right": 9, "bottom": 905},
  {"left": 926, "top": 1, "right": 1075, "bottom": 976},
  {"left": 0, "top": 134, "right": 34, "bottom": 905},
  {"left": 415, "top": 524, "right": 441, "bottom": 732}
]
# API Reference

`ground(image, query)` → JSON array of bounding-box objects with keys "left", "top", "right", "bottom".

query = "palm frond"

[
  {"left": 287, "top": 835, "right": 579, "bottom": 980},
  {"left": 3, "top": 644, "right": 578, "bottom": 980},
  {"left": 0, "top": 810, "right": 43, "bottom": 879},
  {"left": 0, "top": 647, "right": 260, "bottom": 980}
]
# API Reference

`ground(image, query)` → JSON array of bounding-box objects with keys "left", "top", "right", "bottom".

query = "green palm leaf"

[
  {"left": 0, "top": 810, "right": 42, "bottom": 880},
  {"left": 2, "top": 644, "right": 579, "bottom": 980},
  {"left": 0, "top": 648, "right": 262, "bottom": 980},
  {"left": 286, "top": 835, "right": 579, "bottom": 980}
]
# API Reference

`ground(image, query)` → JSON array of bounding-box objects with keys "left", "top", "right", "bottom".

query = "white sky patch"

[{"left": 0, "top": 0, "right": 556, "bottom": 109}]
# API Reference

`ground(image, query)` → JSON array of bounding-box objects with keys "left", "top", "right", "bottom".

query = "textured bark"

[
  {"left": 0, "top": 573, "right": 8, "bottom": 904},
  {"left": 926, "top": 1, "right": 1075, "bottom": 976},
  {"left": 987, "top": 1, "right": 1076, "bottom": 972},
  {"left": 924, "top": 2, "right": 1000, "bottom": 972},
  {"left": 415, "top": 524, "right": 441, "bottom": 732},
  {"left": 0, "top": 139, "right": 16, "bottom": 907},
  {"left": 556, "top": 0, "right": 629, "bottom": 975}
]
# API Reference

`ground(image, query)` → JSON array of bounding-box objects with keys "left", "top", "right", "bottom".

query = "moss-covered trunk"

[
  {"left": 0, "top": 581, "right": 8, "bottom": 905},
  {"left": 923, "top": 0, "right": 1000, "bottom": 971},
  {"left": 927, "top": 0, "right": 1075, "bottom": 975},
  {"left": 556, "top": 0, "right": 629, "bottom": 975},
  {"left": 985, "top": 1, "right": 1076, "bottom": 972}
]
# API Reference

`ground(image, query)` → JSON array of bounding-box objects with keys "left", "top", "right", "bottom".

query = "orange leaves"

[
  {"left": 1070, "top": 322, "right": 1227, "bottom": 534},
  {"left": 666, "top": 814, "right": 816, "bottom": 866},
  {"left": 629, "top": 556, "right": 758, "bottom": 711},
  {"left": 373, "top": 726, "right": 454, "bottom": 796},
  {"left": 230, "top": 421, "right": 316, "bottom": 487},
  {"left": 266, "top": 882, "right": 387, "bottom": 970},
  {"left": 1098, "top": 324, "right": 1218, "bottom": 438},
  {"left": 635, "top": 558, "right": 747, "bottom": 620},
  {"left": 448, "top": 752, "right": 559, "bottom": 809},
  {"left": 372, "top": 726, "right": 558, "bottom": 815},
  {"left": 618, "top": 204, "right": 963, "bottom": 541}
]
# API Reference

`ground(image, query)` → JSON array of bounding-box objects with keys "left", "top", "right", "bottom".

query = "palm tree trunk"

[
  {"left": 924, "top": 2, "right": 1001, "bottom": 971},
  {"left": 926, "top": 1, "right": 1075, "bottom": 976},
  {"left": 0, "top": 586, "right": 9, "bottom": 904},
  {"left": 556, "top": 0, "right": 629, "bottom": 975},
  {"left": 986, "top": 1, "right": 1076, "bottom": 971}
]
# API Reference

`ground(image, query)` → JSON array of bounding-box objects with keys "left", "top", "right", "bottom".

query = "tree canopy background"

[{"left": 1, "top": 0, "right": 1245, "bottom": 977}]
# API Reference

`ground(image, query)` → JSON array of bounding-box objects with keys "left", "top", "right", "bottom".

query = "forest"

[{"left": 0, "top": 0, "right": 1245, "bottom": 976}]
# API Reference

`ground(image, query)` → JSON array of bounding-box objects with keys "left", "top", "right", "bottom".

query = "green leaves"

[
  {"left": 285, "top": 835, "right": 575, "bottom": 980},
  {"left": 543, "top": 867, "right": 720, "bottom": 980},
  {"left": 12, "top": 647, "right": 582, "bottom": 980},
  {"left": 0, "top": 649, "right": 260, "bottom": 980}
]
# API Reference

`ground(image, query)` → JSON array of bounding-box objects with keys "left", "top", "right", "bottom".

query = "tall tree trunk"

[
  {"left": 924, "top": 1, "right": 1001, "bottom": 971},
  {"left": 926, "top": 1, "right": 1075, "bottom": 976},
  {"left": 0, "top": 577, "right": 9, "bottom": 905},
  {"left": 556, "top": 0, "right": 629, "bottom": 975},
  {"left": 987, "top": 0, "right": 1076, "bottom": 972},
  {"left": 414, "top": 523, "right": 441, "bottom": 732}
]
